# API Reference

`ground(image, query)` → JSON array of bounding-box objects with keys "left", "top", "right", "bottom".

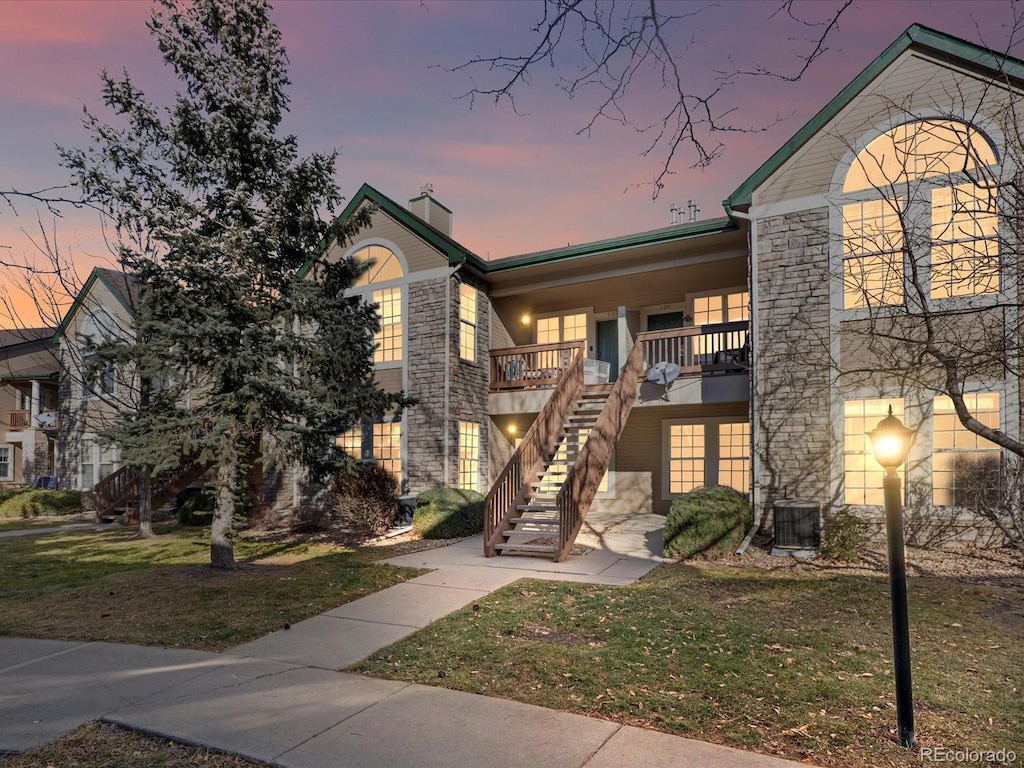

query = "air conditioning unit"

[
  {"left": 772, "top": 500, "right": 820, "bottom": 555},
  {"left": 583, "top": 358, "right": 610, "bottom": 384}
]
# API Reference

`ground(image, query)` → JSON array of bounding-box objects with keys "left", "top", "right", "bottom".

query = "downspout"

[
  {"left": 443, "top": 254, "right": 468, "bottom": 487},
  {"left": 725, "top": 201, "right": 763, "bottom": 555}
]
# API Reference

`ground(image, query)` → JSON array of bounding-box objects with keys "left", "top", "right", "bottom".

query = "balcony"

[
  {"left": 488, "top": 323, "right": 749, "bottom": 394},
  {"left": 6, "top": 409, "right": 59, "bottom": 432}
]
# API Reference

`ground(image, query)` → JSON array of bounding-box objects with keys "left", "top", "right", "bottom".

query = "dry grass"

[
  {"left": 0, "top": 525, "right": 422, "bottom": 650},
  {"left": 354, "top": 562, "right": 1024, "bottom": 768},
  {"left": 0, "top": 722, "right": 266, "bottom": 768}
]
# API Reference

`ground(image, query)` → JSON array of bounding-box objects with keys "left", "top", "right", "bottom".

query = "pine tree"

[{"left": 61, "top": 0, "right": 403, "bottom": 567}]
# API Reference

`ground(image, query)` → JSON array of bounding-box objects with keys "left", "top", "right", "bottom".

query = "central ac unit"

[{"left": 772, "top": 500, "right": 821, "bottom": 553}]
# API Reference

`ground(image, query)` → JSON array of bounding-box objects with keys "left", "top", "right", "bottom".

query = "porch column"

[{"left": 30, "top": 380, "right": 40, "bottom": 422}]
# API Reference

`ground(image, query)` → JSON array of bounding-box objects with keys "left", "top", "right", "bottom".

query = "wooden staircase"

[
  {"left": 485, "top": 337, "right": 645, "bottom": 561},
  {"left": 496, "top": 389, "right": 610, "bottom": 556},
  {"left": 93, "top": 454, "right": 210, "bottom": 523}
]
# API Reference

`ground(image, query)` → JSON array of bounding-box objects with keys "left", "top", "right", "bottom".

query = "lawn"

[
  {"left": 0, "top": 722, "right": 267, "bottom": 768},
  {"left": 353, "top": 564, "right": 1024, "bottom": 768},
  {"left": 0, "top": 517, "right": 89, "bottom": 533},
  {"left": 0, "top": 525, "right": 422, "bottom": 650}
]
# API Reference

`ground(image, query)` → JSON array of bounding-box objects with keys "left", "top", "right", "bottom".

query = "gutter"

[{"left": 724, "top": 201, "right": 764, "bottom": 556}]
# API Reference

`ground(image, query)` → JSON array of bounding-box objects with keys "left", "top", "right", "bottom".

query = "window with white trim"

[
  {"left": 457, "top": 421, "right": 480, "bottom": 492},
  {"left": 335, "top": 421, "right": 402, "bottom": 487},
  {"left": 668, "top": 423, "right": 704, "bottom": 495},
  {"left": 79, "top": 436, "right": 118, "bottom": 491},
  {"left": 459, "top": 284, "right": 478, "bottom": 362},
  {"left": 373, "top": 287, "right": 403, "bottom": 363},
  {"left": 843, "top": 398, "right": 904, "bottom": 505},
  {"left": 0, "top": 444, "right": 13, "bottom": 481},
  {"left": 932, "top": 393, "right": 1000, "bottom": 506},
  {"left": 718, "top": 422, "right": 750, "bottom": 494},
  {"left": 347, "top": 245, "right": 405, "bottom": 364},
  {"left": 841, "top": 119, "right": 999, "bottom": 310}
]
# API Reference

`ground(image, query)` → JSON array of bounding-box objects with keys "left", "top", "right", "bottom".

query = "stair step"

[
  {"left": 509, "top": 517, "right": 559, "bottom": 526},
  {"left": 503, "top": 525, "right": 558, "bottom": 536},
  {"left": 495, "top": 543, "right": 558, "bottom": 553},
  {"left": 517, "top": 503, "right": 558, "bottom": 512}
]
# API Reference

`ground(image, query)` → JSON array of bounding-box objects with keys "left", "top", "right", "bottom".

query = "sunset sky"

[{"left": 0, "top": 0, "right": 1016, "bottom": 328}]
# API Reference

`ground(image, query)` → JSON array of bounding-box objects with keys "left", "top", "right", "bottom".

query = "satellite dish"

[
  {"left": 35, "top": 412, "right": 58, "bottom": 428},
  {"left": 646, "top": 361, "right": 681, "bottom": 386}
]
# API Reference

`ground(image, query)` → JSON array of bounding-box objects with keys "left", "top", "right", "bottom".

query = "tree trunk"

[
  {"left": 210, "top": 460, "right": 236, "bottom": 569},
  {"left": 134, "top": 467, "right": 155, "bottom": 539}
]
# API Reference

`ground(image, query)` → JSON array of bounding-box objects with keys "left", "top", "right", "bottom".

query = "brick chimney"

[{"left": 408, "top": 183, "right": 452, "bottom": 237}]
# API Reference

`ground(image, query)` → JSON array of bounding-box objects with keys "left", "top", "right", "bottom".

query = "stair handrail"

[
  {"left": 484, "top": 341, "right": 586, "bottom": 556},
  {"left": 92, "top": 451, "right": 209, "bottom": 521},
  {"left": 555, "top": 337, "right": 645, "bottom": 561}
]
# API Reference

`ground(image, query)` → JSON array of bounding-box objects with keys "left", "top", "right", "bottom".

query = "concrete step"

[{"left": 494, "top": 542, "right": 558, "bottom": 554}]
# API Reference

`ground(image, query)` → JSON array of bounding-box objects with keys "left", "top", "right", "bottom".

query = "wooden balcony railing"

[
  {"left": 6, "top": 410, "right": 31, "bottom": 429},
  {"left": 489, "top": 341, "right": 586, "bottom": 391},
  {"left": 637, "top": 321, "right": 749, "bottom": 375},
  {"left": 554, "top": 336, "right": 645, "bottom": 561},
  {"left": 93, "top": 453, "right": 210, "bottom": 522},
  {"left": 485, "top": 343, "right": 586, "bottom": 556}
]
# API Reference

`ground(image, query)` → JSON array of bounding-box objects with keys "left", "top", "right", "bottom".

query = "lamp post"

[{"left": 867, "top": 405, "right": 916, "bottom": 748}]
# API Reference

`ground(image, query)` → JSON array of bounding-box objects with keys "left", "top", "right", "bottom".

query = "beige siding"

[
  {"left": 614, "top": 402, "right": 747, "bottom": 514},
  {"left": 374, "top": 368, "right": 403, "bottom": 394},
  {"left": 324, "top": 206, "right": 449, "bottom": 275},
  {"left": 755, "top": 52, "right": 1019, "bottom": 206}
]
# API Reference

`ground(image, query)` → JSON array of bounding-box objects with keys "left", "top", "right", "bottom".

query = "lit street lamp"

[{"left": 867, "top": 406, "right": 916, "bottom": 748}]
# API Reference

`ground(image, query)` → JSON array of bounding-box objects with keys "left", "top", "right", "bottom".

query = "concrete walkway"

[
  {"left": 1, "top": 518, "right": 817, "bottom": 768},
  {"left": 0, "top": 521, "right": 110, "bottom": 538}
]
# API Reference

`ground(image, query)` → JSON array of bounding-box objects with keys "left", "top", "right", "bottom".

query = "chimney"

[{"left": 409, "top": 183, "right": 453, "bottom": 237}]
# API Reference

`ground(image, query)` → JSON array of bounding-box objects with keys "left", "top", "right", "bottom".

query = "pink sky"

[{"left": 0, "top": 0, "right": 1017, "bottom": 327}]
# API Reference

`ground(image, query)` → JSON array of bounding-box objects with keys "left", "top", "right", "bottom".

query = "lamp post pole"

[{"left": 882, "top": 465, "right": 915, "bottom": 748}]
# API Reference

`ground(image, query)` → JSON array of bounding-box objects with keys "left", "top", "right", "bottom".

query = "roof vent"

[
  {"left": 687, "top": 200, "right": 700, "bottom": 222},
  {"left": 669, "top": 203, "right": 681, "bottom": 225}
]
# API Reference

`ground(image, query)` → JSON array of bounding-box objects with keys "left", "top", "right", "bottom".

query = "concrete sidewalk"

[{"left": 1, "top": 521, "right": 819, "bottom": 768}]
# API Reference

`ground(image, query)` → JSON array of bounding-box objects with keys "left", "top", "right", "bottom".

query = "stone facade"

[
  {"left": 755, "top": 208, "right": 833, "bottom": 526},
  {"left": 405, "top": 272, "right": 490, "bottom": 494}
]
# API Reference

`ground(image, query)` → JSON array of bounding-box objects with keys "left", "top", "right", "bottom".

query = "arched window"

[
  {"left": 349, "top": 244, "right": 404, "bottom": 363},
  {"left": 841, "top": 120, "right": 999, "bottom": 309}
]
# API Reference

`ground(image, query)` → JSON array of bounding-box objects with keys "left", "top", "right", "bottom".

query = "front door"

[{"left": 596, "top": 320, "right": 618, "bottom": 382}]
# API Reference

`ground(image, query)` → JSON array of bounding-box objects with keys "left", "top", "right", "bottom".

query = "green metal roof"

[
  {"left": 297, "top": 183, "right": 487, "bottom": 280},
  {"left": 483, "top": 216, "right": 738, "bottom": 274},
  {"left": 54, "top": 267, "right": 138, "bottom": 341},
  {"left": 726, "top": 23, "right": 1024, "bottom": 211}
]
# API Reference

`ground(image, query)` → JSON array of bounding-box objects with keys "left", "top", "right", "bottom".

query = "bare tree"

[{"left": 448, "top": 0, "right": 852, "bottom": 196}]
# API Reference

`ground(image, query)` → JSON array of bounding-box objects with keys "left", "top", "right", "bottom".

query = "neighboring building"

[
  {"left": 0, "top": 328, "right": 59, "bottom": 487},
  {"left": 47, "top": 24, "right": 1022, "bottom": 556}
]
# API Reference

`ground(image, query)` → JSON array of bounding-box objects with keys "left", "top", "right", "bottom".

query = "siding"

[
  {"left": 756, "top": 52, "right": 1018, "bottom": 206},
  {"left": 325, "top": 206, "right": 449, "bottom": 275}
]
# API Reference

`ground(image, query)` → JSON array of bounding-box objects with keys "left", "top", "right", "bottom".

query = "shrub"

[
  {"left": 0, "top": 490, "right": 83, "bottom": 519},
  {"left": 663, "top": 486, "right": 748, "bottom": 559},
  {"left": 176, "top": 488, "right": 216, "bottom": 527},
  {"left": 821, "top": 507, "right": 870, "bottom": 562},
  {"left": 0, "top": 487, "right": 33, "bottom": 505},
  {"left": 332, "top": 462, "right": 398, "bottom": 538},
  {"left": 413, "top": 488, "right": 485, "bottom": 539}
]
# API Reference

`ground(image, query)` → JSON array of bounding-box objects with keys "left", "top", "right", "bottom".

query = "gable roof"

[
  {"left": 298, "top": 183, "right": 487, "bottom": 279},
  {"left": 0, "top": 327, "right": 54, "bottom": 349},
  {"left": 726, "top": 23, "right": 1024, "bottom": 211},
  {"left": 0, "top": 327, "right": 58, "bottom": 381},
  {"left": 55, "top": 267, "right": 140, "bottom": 339}
]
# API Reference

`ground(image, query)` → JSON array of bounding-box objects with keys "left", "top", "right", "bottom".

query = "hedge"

[
  {"left": 663, "top": 485, "right": 749, "bottom": 559},
  {"left": 0, "top": 490, "right": 84, "bottom": 519},
  {"left": 413, "top": 488, "right": 485, "bottom": 539}
]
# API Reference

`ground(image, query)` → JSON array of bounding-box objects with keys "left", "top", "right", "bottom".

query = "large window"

[
  {"left": 536, "top": 312, "right": 587, "bottom": 344},
  {"left": 843, "top": 398, "right": 904, "bottom": 505},
  {"left": 932, "top": 393, "right": 1000, "bottom": 506},
  {"left": 841, "top": 120, "right": 999, "bottom": 309},
  {"left": 336, "top": 421, "right": 402, "bottom": 487},
  {"left": 718, "top": 422, "right": 750, "bottom": 494},
  {"left": 457, "top": 421, "right": 480, "bottom": 492},
  {"left": 373, "top": 287, "right": 402, "bottom": 363},
  {"left": 668, "top": 423, "right": 704, "bottom": 495},
  {"left": 79, "top": 436, "right": 118, "bottom": 490},
  {"left": 459, "top": 284, "right": 478, "bottom": 362},
  {"left": 348, "top": 245, "right": 405, "bottom": 364},
  {"left": 692, "top": 290, "right": 748, "bottom": 326}
]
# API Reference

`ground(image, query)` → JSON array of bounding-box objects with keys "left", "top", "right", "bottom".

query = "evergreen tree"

[{"left": 62, "top": 0, "right": 403, "bottom": 567}]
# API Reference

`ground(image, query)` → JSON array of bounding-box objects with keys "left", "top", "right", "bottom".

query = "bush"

[
  {"left": 663, "top": 486, "right": 748, "bottom": 559},
  {"left": 0, "top": 487, "right": 33, "bottom": 505},
  {"left": 0, "top": 490, "right": 83, "bottom": 519},
  {"left": 177, "top": 488, "right": 216, "bottom": 527},
  {"left": 332, "top": 462, "right": 398, "bottom": 538},
  {"left": 821, "top": 507, "right": 870, "bottom": 562},
  {"left": 413, "top": 488, "right": 485, "bottom": 539}
]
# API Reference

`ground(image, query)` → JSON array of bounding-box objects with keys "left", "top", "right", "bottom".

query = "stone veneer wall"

[
  {"left": 404, "top": 273, "right": 491, "bottom": 494},
  {"left": 755, "top": 208, "right": 833, "bottom": 528}
]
